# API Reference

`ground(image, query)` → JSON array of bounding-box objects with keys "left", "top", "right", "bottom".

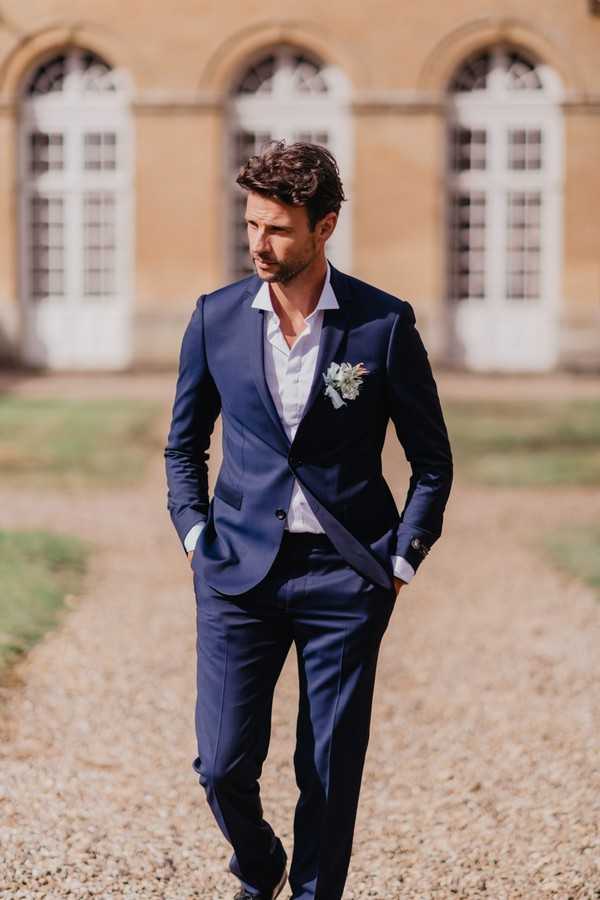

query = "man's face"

[{"left": 244, "top": 192, "right": 336, "bottom": 284}]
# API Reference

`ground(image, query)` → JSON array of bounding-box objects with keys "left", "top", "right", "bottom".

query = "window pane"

[
  {"left": 26, "top": 54, "right": 67, "bottom": 95},
  {"left": 505, "top": 52, "right": 543, "bottom": 91},
  {"left": 448, "top": 51, "right": 492, "bottom": 92},
  {"left": 235, "top": 56, "right": 276, "bottom": 94},
  {"left": 84, "top": 132, "right": 117, "bottom": 171},
  {"left": 290, "top": 55, "right": 328, "bottom": 94},
  {"left": 83, "top": 192, "right": 116, "bottom": 296},
  {"left": 29, "top": 132, "right": 64, "bottom": 174},
  {"left": 450, "top": 49, "right": 543, "bottom": 94},
  {"left": 505, "top": 192, "right": 542, "bottom": 299},
  {"left": 234, "top": 130, "right": 272, "bottom": 168},
  {"left": 508, "top": 128, "right": 542, "bottom": 170},
  {"left": 29, "top": 195, "right": 65, "bottom": 298},
  {"left": 448, "top": 192, "right": 486, "bottom": 300},
  {"left": 450, "top": 127, "right": 487, "bottom": 172}
]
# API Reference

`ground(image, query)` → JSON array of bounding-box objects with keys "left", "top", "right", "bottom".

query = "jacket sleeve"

[
  {"left": 164, "top": 294, "right": 222, "bottom": 554},
  {"left": 385, "top": 301, "right": 453, "bottom": 573}
]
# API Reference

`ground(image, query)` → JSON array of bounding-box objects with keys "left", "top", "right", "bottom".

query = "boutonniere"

[{"left": 322, "top": 361, "right": 369, "bottom": 409}]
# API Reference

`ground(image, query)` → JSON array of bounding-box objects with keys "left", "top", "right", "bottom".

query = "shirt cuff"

[
  {"left": 184, "top": 521, "right": 207, "bottom": 552},
  {"left": 391, "top": 555, "right": 415, "bottom": 584}
]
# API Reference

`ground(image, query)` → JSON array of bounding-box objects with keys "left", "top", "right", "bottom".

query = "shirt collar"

[{"left": 250, "top": 260, "right": 339, "bottom": 317}]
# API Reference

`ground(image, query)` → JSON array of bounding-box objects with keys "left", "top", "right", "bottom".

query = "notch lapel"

[
  {"left": 295, "top": 305, "right": 348, "bottom": 432},
  {"left": 294, "top": 264, "right": 351, "bottom": 439},
  {"left": 244, "top": 280, "right": 291, "bottom": 455},
  {"left": 244, "top": 264, "right": 351, "bottom": 452}
]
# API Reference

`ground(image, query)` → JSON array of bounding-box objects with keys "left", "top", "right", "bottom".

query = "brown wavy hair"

[{"left": 236, "top": 140, "right": 346, "bottom": 230}]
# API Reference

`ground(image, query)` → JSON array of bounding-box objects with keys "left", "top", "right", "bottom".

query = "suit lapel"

[
  {"left": 244, "top": 263, "right": 351, "bottom": 452},
  {"left": 294, "top": 263, "right": 351, "bottom": 439},
  {"left": 244, "top": 278, "right": 292, "bottom": 454}
]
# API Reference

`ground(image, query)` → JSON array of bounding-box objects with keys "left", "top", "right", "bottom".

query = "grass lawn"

[
  {"left": 443, "top": 397, "right": 600, "bottom": 599},
  {"left": 544, "top": 526, "right": 600, "bottom": 602},
  {"left": 0, "top": 529, "right": 90, "bottom": 678},
  {"left": 444, "top": 397, "right": 600, "bottom": 486},
  {"left": 0, "top": 395, "right": 162, "bottom": 488}
]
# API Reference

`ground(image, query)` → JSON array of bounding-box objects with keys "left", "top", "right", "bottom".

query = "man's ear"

[{"left": 318, "top": 212, "right": 338, "bottom": 243}]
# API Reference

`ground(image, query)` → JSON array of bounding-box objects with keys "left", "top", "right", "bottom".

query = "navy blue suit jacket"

[{"left": 164, "top": 263, "right": 453, "bottom": 595}]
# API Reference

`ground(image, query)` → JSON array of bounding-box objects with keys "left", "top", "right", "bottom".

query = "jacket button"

[
  {"left": 275, "top": 508, "right": 286, "bottom": 520},
  {"left": 289, "top": 455, "right": 302, "bottom": 467}
]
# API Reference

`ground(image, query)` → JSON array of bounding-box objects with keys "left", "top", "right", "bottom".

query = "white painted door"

[
  {"left": 19, "top": 50, "right": 133, "bottom": 369},
  {"left": 446, "top": 47, "right": 564, "bottom": 372}
]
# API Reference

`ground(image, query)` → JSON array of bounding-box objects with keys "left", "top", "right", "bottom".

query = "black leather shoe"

[{"left": 233, "top": 865, "right": 287, "bottom": 899}]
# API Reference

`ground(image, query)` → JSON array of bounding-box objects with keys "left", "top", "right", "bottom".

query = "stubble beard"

[{"left": 254, "top": 240, "right": 318, "bottom": 285}]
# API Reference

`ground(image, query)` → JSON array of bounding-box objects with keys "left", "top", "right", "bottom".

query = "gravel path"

[{"left": 0, "top": 373, "right": 598, "bottom": 899}]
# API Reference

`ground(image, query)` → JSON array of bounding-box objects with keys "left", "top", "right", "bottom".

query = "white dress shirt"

[{"left": 184, "top": 262, "right": 415, "bottom": 584}]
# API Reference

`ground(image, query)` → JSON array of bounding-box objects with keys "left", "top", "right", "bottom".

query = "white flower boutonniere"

[{"left": 322, "top": 361, "right": 369, "bottom": 409}]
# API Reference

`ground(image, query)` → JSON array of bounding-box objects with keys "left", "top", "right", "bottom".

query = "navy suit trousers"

[{"left": 191, "top": 530, "right": 397, "bottom": 900}]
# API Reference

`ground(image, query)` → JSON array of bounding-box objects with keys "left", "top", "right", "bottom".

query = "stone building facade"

[{"left": 0, "top": 2, "right": 599, "bottom": 371}]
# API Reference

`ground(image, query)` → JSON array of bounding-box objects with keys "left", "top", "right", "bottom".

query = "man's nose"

[{"left": 252, "top": 230, "right": 270, "bottom": 254}]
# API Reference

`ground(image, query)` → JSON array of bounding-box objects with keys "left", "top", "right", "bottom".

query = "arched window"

[
  {"left": 19, "top": 48, "right": 133, "bottom": 369},
  {"left": 227, "top": 45, "right": 351, "bottom": 279},
  {"left": 445, "top": 45, "right": 564, "bottom": 371}
]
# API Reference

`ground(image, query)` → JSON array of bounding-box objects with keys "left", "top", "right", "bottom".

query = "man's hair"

[{"left": 236, "top": 140, "right": 346, "bottom": 230}]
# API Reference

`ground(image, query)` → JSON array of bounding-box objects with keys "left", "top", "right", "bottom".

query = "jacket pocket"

[{"left": 213, "top": 475, "right": 243, "bottom": 509}]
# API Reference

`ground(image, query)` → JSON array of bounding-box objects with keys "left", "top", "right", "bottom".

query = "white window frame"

[
  {"left": 445, "top": 45, "right": 564, "bottom": 371},
  {"left": 18, "top": 49, "right": 134, "bottom": 369}
]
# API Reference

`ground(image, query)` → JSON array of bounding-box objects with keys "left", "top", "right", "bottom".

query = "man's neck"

[{"left": 268, "top": 256, "right": 328, "bottom": 322}]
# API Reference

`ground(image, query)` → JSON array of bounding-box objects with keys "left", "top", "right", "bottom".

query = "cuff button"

[{"left": 410, "top": 537, "right": 430, "bottom": 557}]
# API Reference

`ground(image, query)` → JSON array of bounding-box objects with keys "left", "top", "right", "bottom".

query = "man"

[{"left": 164, "top": 141, "right": 453, "bottom": 900}]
